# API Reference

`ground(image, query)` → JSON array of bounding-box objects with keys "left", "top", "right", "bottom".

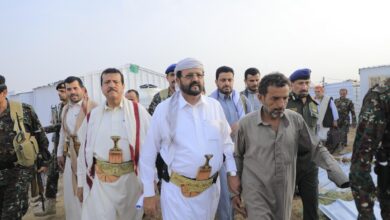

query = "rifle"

[{"left": 31, "top": 153, "right": 46, "bottom": 211}]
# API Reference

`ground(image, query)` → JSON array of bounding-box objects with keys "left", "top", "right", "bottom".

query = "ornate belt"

[
  {"left": 170, "top": 172, "right": 218, "bottom": 197},
  {"left": 95, "top": 159, "right": 134, "bottom": 183}
]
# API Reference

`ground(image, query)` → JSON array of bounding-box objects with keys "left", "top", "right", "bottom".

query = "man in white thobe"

[
  {"left": 77, "top": 68, "right": 150, "bottom": 220},
  {"left": 57, "top": 76, "right": 97, "bottom": 220},
  {"left": 140, "top": 58, "right": 238, "bottom": 220}
]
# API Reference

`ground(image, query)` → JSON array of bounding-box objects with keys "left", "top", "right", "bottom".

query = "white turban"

[{"left": 174, "top": 58, "right": 204, "bottom": 74}]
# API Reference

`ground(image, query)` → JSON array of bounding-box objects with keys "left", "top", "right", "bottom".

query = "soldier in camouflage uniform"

[
  {"left": 0, "top": 75, "right": 50, "bottom": 220},
  {"left": 34, "top": 81, "right": 67, "bottom": 216},
  {"left": 350, "top": 78, "right": 390, "bottom": 220},
  {"left": 148, "top": 63, "right": 176, "bottom": 115},
  {"left": 335, "top": 88, "right": 357, "bottom": 147}
]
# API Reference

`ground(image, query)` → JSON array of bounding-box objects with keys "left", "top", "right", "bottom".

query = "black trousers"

[{"left": 296, "top": 166, "right": 319, "bottom": 220}]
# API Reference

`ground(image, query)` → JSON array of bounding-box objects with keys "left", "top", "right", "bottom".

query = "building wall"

[
  {"left": 359, "top": 65, "right": 390, "bottom": 98},
  {"left": 8, "top": 63, "right": 167, "bottom": 128}
]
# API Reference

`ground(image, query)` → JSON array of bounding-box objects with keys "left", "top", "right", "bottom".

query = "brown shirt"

[{"left": 235, "top": 108, "right": 348, "bottom": 220}]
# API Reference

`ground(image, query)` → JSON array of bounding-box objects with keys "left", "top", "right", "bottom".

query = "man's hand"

[
  {"left": 228, "top": 175, "right": 241, "bottom": 195},
  {"left": 57, "top": 156, "right": 65, "bottom": 171},
  {"left": 231, "top": 195, "right": 247, "bottom": 218},
  {"left": 37, "top": 166, "right": 48, "bottom": 173},
  {"left": 77, "top": 187, "right": 83, "bottom": 203},
  {"left": 332, "top": 121, "right": 338, "bottom": 128},
  {"left": 144, "top": 196, "right": 158, "bottom": 217}
]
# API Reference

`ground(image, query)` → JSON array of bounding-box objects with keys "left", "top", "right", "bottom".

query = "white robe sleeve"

[{"left": 139, "top": 105, "right": 162, "bottom": 197}]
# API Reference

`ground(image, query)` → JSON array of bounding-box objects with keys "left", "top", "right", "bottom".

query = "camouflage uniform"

[
  {"left": 335, "top": 97, "right": 356, "bottom": 146},
  {"left": 0, "top": 99, "right": 50, "bottom": 220},
  {"left": 148, "top": 88, "right": 173, "bottom": 115},
  {"left": 287, "top": 92, "right": 320, "bottom": 220},
  {"left": 43, "top": 102, "right": 65, "bottom": 199},
  {"left": 350, "top": 83, "right": 390, "bottom": 220}
]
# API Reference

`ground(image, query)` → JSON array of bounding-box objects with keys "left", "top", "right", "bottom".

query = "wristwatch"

[{"left": 227, "top": 171, "right": 237, "bottom": 177}]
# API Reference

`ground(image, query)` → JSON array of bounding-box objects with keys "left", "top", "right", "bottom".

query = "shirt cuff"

[{"left": 143, "top": 182, "right": 156, "bottom": 197}]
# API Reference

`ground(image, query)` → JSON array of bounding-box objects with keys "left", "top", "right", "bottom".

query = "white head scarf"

[{"left": 174, "top": 58, "right": 204, "bottom": 74}]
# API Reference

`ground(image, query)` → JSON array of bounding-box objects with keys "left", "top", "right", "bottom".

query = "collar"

[
  {"left": 218, "top": 91, "right": 232, "bottom": 100},
  {"left": 257, "top": 107, "right": 290, "bottom": 127},
  {"left": 69, "top": 99, "right": 83, "bottom": 107},
  {"left": 178, "top": 93, "right": 206, "bottom": 109},
  {"left": 289, "top": 92, "right": 318, "bottom": 105},
  {"left": 246, "top": 88, "right": 257, "bottom": 95},
  {"left": 104, "top": 98, "right": 124, "bottom": 111}
]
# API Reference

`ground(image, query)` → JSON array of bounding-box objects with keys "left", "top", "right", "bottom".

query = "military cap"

[
  {"left": 290, "top": 68, "right": 311, "bottom": 82},
  {"left": 56, "top": 81, "right": 66, "bottom": 90},
  {"left": 165, "top": 64, "right": 176, "bottom": 74}
]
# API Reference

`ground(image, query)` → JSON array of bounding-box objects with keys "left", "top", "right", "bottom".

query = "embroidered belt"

[
  {"left": 95, "top": 159, "right": 134, "bottom": 183},
  {"left": 169, "top": 172, "right": 218, "bottom": 198}
]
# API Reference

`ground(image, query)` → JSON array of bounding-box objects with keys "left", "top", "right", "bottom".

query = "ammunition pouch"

[{"left": 10, "top": 101, "right": 39, "bottom": 167}]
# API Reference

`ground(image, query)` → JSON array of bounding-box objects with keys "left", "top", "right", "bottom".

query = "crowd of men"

[{"left": 0, "top": 58, "right": 388, "bottom": 220}]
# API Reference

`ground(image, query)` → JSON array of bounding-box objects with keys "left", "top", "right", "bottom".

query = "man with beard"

[
  {"left": 286, "top": 68, "right": 321, "bottom": 220},
  {"left": 140, "top": 58, "right": 238, "bottom": 220},
  {"left": 57, "top": 76, "right": 97, "bottom": 220},
  {"left": 231, "top": 73, "right": 348, "bottom": 219},
  {"left": 209, "top": 66, "right": 251, "bottom": 220},
  {"left": 148, "top": 63, "right": 176, "bottom": 115},
  {"left": 34, "top": 81, "right": 67, "bottom": 216},
  {"left": 77, "top": 68, "right": 150, "bottom": 220},
  {"left": 240, "top": 67, "right": 262, "bottom": 112}
]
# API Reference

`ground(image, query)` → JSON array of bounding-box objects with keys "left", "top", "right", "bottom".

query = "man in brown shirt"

[{"left": 231, "top": 73, "right": 349, "bottom": 220}]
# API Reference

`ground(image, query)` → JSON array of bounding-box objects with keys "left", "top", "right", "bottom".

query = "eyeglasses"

[{"left": 182, "top": 73, "right": 205, "bottom": 80}]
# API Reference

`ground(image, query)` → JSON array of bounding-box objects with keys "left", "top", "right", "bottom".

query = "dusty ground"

[
  {"left": 23, "top": 128, "right": 356, "bottom": 220},
  {"left": 24, "top": 174, "right": 65, "bottom": 220}
]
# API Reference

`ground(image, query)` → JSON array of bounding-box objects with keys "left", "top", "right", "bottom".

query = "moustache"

[
  {"left": 190, "top": 82, "right": 200, "bottom": 88},
  {"left": 108, "top": 88, "right": 117, "bottom": 92}
]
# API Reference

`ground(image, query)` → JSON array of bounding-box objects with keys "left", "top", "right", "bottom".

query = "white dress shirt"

[{"left": 94, "top": 102, "right": 131, "bottom": 162}]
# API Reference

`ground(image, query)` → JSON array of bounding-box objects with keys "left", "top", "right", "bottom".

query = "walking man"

[
  {"left": 140, "top": 58, "right": 238, "bottom": 220},
  {"left": 77, "top": 68, "right": 151, "bottom": 220},
  {"left": 335, "top": 88, "right": 356, "bottom": 147},
  {"left": 0, "top": 74, "right": 50, "bottom": 219},
  {"left": 232, "top": 73, "right": 349, "bottom": 220},
  {"left": 240, "top": 67, "right": 262, "bottom": 112},
  {"left": 57, "top": 76, "right": 97, "bottom": 220},
  {"left": 209, "top": 65, "right": 251, "bottom": 220}
]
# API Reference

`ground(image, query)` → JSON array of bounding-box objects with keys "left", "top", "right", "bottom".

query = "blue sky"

[{"left": 1, "top": 0, "right": 389, "bottom": 93}]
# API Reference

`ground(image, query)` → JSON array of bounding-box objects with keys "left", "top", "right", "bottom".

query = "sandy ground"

[
  {"left": 23, "top": 174, "right": 65, "bottom": 220},
  {"left": 23, "top": 128, "right": 356, "bottom": 220}
]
